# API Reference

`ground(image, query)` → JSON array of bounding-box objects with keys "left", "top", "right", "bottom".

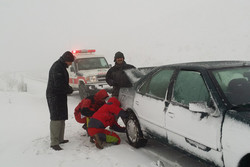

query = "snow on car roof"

[{"left": 159, "top": 61, "right": 250, "bottom": 70}]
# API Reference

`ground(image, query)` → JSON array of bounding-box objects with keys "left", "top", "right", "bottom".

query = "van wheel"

[
  {"left": 126, "top": 113, "right": 147, "bottom": 148},
  {"left": 79, "top": 83, "right": 89, "bottom": 99}
]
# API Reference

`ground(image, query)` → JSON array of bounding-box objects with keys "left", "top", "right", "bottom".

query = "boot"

[
  {"left": 60, "top": 140, "right": 69, "bottom": 144},
  {"left": 90, "top": 137, "right": 95, "bottom": 143},
  {"left": 93, "top": 134, "right": 104, "bottom": 149},
  {"left": 82, "top": 123, "right": 87, "bottom": 130},
  {"left": 50, "top": 145, "right": 63, "bottom": 151}
]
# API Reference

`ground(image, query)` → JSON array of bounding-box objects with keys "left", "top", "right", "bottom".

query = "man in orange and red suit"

[
  {"left": 87, "top": 97, "right": 128, "bottom": 149},
  {"left": 74, "top": 89, "right": 109, "bottom": 133}
]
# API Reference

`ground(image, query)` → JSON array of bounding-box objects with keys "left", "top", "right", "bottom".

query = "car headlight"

[{"left": 86, "top": 76, "right": 97, "bottom": 83}]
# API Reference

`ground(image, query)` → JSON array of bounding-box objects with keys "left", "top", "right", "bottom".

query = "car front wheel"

[{"left": 126, "top": 113, "right": 147, "bottom": 148}]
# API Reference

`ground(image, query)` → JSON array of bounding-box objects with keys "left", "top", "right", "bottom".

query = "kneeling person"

[
  {"left": 74, "top": 89, "right": 109, "bottom": 129},
  {"left": 88, "top": 97, "right": 128, "bottom": 149}
]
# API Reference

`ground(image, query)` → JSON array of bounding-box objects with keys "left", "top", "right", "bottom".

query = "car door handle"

[
  {"left": 167, "top": 112, "right": 175, "bottom": 118},
  {"left": 135, "top": 101, "right": 139, "bottom": 105}
]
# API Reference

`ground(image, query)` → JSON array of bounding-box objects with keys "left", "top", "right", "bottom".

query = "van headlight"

[{"left": 86, "top": 76, "right": 97, "bottom": 83}]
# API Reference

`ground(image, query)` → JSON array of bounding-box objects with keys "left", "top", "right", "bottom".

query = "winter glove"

[
  {"left": 80, "top": 108, "right": 95, "bottom": 117},
  {"left": 110, "top": 124, "right": 126, "bottom": 133},
  {"left": 67, "top": 86, "right": 73, "bottom": 94}
]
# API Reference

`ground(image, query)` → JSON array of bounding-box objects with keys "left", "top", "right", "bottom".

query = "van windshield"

[{"left": 76, "top": 57, "right": 109, "bottom": 70}]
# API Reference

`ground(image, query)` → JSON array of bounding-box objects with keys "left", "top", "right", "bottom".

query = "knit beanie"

[
  {"left": 114, "top": 51, "right": 125, "bottom": 62},
  {"left": 61, "top": 51, "right": 75, "bottom": 62}
]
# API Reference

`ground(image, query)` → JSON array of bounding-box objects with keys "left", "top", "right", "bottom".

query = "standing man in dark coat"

[
  {"left": 106, "top": 51, "right": 135, "bottom": 97},
  {"left": 46, "top": 51, "right": 75, "bottom": 151}
]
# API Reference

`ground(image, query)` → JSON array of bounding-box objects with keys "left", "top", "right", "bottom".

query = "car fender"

[
  {"left": 119, "top": 87, "right": 136, "bottom": 111},
  {"left": 222, "top": 114, "right": 250, "bottom": 167}
]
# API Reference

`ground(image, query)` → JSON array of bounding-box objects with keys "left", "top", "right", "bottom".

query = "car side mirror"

[
  {"left": 109, "top": 64, "right": 112, "bottom": 68},
  {"left": 189, "top": 102, "right": 220, "bottom": 117},
  {"left": 189, "top": 102, "right": 208, "bottom": 113}
]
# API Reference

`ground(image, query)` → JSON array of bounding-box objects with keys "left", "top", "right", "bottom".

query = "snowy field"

[{"left": 0, "top": 71, "right": 214, "bottom": 167}]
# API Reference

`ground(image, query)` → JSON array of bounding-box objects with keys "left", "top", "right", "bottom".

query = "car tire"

[
  {"left": 126, "top": 112, "right": 148, "bottom": 148},
  {"left": 79, "top": 83, "right": 89, "bottom": 99},
  {"left": 239, "top": 155, "right": 250, "bottom": 167}
]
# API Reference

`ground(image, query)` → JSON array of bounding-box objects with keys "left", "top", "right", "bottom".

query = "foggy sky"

[{"left": 1, "top": 0, "right": 250, "bottom": 72}]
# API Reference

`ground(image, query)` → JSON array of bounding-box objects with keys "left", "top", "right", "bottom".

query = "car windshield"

[
  {"left": 212, "top": 67, "right": 250, "bottom": 106},
  {"left": 76, "top": 57, "right": 109, "bottom": 70}
]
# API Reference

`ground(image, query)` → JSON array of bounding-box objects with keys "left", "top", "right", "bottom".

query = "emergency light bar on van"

[{"left": 72, "top": 49, "right": 96, "bottom": 54}]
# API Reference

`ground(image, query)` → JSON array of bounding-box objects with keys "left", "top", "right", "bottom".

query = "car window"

[
  {"left": 173, "top": 71, "right": 209, "bottom": 106},
  {"left": 138, "top": 69, "right": 174, "bottom": 99}
]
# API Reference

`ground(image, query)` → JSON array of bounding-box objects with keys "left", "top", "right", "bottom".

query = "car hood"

[
  {"left": 227, "top": 108, "right": 250, "bottom": 126},
  {"left": 124, "top": 67, "right": 155, "bottom": 85}
]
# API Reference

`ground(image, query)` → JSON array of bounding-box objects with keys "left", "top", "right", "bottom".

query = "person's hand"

[{"left": 67, "top": 86, "right": 73, "bottom": 94}]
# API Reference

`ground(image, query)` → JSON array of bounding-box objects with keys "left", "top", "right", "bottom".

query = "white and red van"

[{"left": 67, "top": 49, "right": 112, "bottom": 99}]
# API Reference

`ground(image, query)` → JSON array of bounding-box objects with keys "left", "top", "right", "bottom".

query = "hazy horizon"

[{"left": 1, "top": 0, "right": 250, "bottom": 72}]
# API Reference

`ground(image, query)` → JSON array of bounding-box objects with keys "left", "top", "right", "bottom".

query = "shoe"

[
  {"left": 51, "top": 145, "right": 63, "bottom": 151},
  {"left": 90, "top": 137, "right": 95, "bottom": 143},
  {"left": 93, "top": 134, "right": 104, "bottom": 149},
  {"left": 60, "top": 140, "right": 69, "bottom": 144},
  {"left": 82, "top": 124, "right": 87, "bottom": 130}
]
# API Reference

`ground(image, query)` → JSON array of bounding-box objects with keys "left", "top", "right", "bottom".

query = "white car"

[{"left": 119, "top": 61, "right": 250, "bottom": 167}]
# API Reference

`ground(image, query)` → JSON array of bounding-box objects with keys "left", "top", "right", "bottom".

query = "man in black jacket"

[
  {"left": 106, "top": 51, "right": 135, "bottom": 97},
  {"left": 46, "top": 51, "right": 74, "bottom": 151}
]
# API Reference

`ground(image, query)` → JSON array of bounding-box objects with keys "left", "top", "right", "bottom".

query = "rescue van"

[{"left": 67, "top": 49, "right": 112, "bottom": 99}]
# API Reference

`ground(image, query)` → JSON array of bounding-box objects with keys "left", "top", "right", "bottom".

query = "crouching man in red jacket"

[
  {"left": 74, "top": 89, "right": 109, "bottom": 132},
  {"left": 87, "top": 97, "right": 128, "bottom": 149}
]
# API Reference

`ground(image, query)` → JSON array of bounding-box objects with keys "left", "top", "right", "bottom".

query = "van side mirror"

[{"left": 70, "top": 66, "right": 75, "bottom": 72}]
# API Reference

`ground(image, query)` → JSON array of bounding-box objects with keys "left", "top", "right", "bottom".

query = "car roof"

[{"left": 158, "top": 61, "right": 250, "bottom": 70}]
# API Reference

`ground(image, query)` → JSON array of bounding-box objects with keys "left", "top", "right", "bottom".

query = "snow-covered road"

[{"left": 0, "top": 72, "right": 213, "bottom": 167}]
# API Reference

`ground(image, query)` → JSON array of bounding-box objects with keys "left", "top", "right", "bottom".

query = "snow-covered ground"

[
  {"left": 0, "top": 72, "right": 213, "bottom": 167},
  {"left": 1, "top": 0, "right": 250, "bottom": 166}
]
